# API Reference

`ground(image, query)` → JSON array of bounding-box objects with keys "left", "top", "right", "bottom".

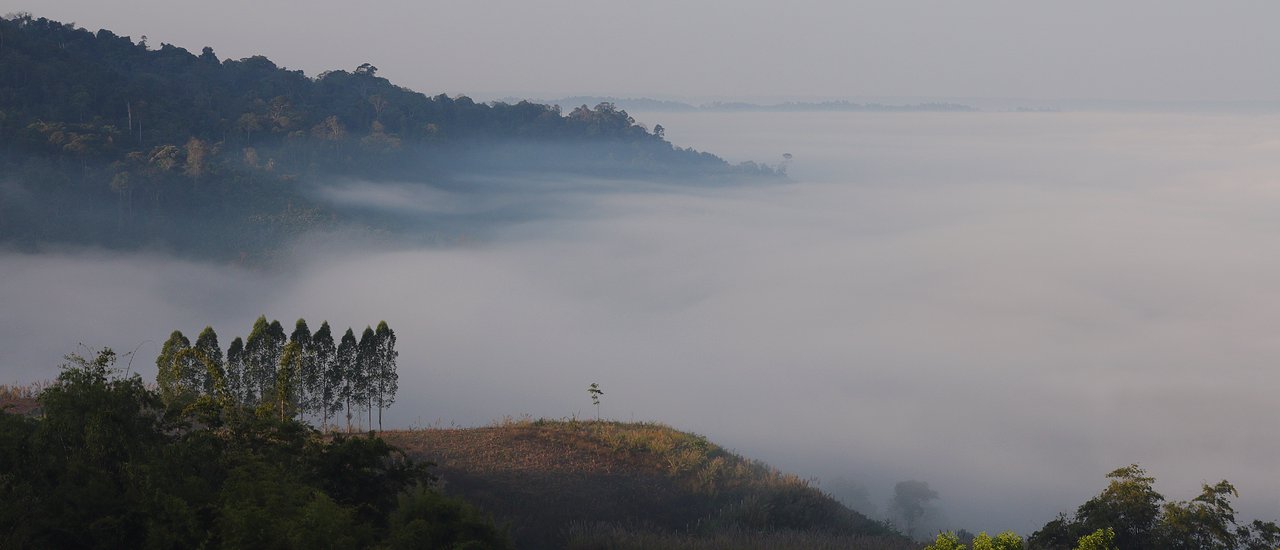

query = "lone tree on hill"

[{"left": 587, "top": 382, "right": 603, "bottom": 421}]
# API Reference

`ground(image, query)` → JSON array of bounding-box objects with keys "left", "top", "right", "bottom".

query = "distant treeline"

[
  {"left": 0, "top": 13, "right": 781, "bottom": 258},
  {"left": 525, "top": 95, "right": 977, "bottom": 113},
  {"left": 157, "top": 317, "right": 397, "bottom": 432}
]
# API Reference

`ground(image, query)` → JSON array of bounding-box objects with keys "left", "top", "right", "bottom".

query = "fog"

[{"left": 6, "top": 111, "right": 1280, "bottom": 533}]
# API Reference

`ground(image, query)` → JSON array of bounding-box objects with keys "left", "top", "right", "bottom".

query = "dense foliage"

[
  {"left": 0, "top": 348, "right": 508, "bottom": 549},
  {"left": 0, "top": 13, "right": 778, "bottom": 258},
  {"left": 1023, "top": 465, "right": 1280, "bottom": 550},
  {"left": 919, "top": 465, "right": 1280, "bottom": 550},
  {"left": 156, "top": 317, "right": 398, "bottom": 432}
]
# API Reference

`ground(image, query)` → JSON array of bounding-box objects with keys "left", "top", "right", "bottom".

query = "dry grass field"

[{"left": 382, "top": 419, "right": 912, "bottom": 549}]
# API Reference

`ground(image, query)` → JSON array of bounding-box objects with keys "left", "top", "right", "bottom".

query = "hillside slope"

[{"left": 382, "top": 420, "right": 910, "bottom": 549}]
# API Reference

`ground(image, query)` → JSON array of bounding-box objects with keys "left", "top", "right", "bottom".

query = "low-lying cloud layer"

[{"left": 4, "top": 111, "right": 1280, "bottom": 533}]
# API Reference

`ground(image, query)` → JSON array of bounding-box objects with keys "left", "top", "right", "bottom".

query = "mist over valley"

[{"left": 6, "top": 109, "right": 1280, "bottom": 535}]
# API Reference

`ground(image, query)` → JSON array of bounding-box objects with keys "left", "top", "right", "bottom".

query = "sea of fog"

[{"left": 4, "top": 111, "right": 1280, "bottom": 534}]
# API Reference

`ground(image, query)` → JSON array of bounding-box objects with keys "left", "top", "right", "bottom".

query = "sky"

[{"left": 7, "top": 0, "right": 1280, "bottom": 102}]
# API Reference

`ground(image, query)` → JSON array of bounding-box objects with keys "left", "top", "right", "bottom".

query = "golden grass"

[
  {"left": 381, "top": 419, "right": 902, "bottom": 548},
  {"left": 519, "top": 418, "right": 806, "bottom": 496}
]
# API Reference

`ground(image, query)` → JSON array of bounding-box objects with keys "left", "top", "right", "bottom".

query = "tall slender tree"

[
  {"left": 373, "top": 321, "right": 398, "bottom": 431},
  {"left": 225, "top": 337, "right": 246, "bottom": 404},
  {"left": 192, "top": 326, "right": 223, "bottom": 395},
  {"left": 337, "top": 328, "right": 358, "bottom": 433},
  {"left": 357, "top": 326, "right": 377, "bottom": 431},
  {"left": 289, "top": 319, "right": 314, "bottom": 421},
  {"left": 155, "top": 330, "right": 192, "bottom": 403},
  {"left": 276, "top": 340, "right": 302, "bottom": 422},
  {"left": 312, "top": 321, "right": 338, "bottom": 431},
  {"left": 244, "top": 316, "right": 286, "bottom": 405}
]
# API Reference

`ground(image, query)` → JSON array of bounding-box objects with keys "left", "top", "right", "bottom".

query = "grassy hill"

[
  {"left": 382, "top": 419, "right": 912, "bottom": 549},
  {"left": 2, "top": 382, "right": 910, "bottom": 548}
]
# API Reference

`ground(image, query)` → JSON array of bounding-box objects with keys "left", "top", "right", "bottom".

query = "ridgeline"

[{"left": 0, "top": 13, "right": 780, "bottom": 260}]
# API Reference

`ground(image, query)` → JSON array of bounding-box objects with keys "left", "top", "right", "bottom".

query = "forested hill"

[{"left": 0, "top": 14, "right": 777, "bottom": 259}]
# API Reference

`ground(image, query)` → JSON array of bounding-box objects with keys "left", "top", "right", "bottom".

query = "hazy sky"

[{"left": 8, "top": 0, "right": 1280, "bottom": 102}]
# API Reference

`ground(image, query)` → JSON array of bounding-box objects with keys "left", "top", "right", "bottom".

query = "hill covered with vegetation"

[
  {"left": 0, "top": 13, "right": 779, "bottom": 260},
  {"left": 0, "top": 351, "right": 906, "bottom": 549},
  {"left": 382, "top": 420, "right": 909, "bottom": 549},
  {"left": 0, "top": 348, "right": 509, "bottom": 549},
  {"left": 8, "top": 336, "right": 1280, "bottom": 548}
]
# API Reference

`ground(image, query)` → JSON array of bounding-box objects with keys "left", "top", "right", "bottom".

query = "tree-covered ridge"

[
  {"left": 156, "top": 317, "right": 398, "bottom": 432},
  {"left": 0, "top": 13, "right": 778, "bottom": 258},
  {"left": 0, "top": 13, "right": 739, "bottom": 167},
  {"left": 0, "top": 348, "right": 509, "bottom": 549}
]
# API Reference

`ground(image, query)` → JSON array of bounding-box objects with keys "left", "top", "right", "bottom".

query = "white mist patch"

[{"left": 4, "top": 112, "right": 1280, "bottom": 534}]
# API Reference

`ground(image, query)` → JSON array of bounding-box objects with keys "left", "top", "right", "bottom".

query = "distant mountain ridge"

[
  {"left": 0, "top": 13, "right": 780, "bottom": 260},
  {"left": 515, "top": 95, "right": 977, "bottom": 113}
]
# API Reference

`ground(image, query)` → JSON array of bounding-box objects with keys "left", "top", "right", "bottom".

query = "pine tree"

[
  {"left": 337, "top": 328, "right": 358, "bottom": 433},
  {"left": 373, "top": 321, "right": 398, "bottom": 431}
]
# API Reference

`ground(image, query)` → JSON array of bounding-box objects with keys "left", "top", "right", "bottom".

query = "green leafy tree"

[
  {"left": 1075, "top": 528, "right": 1118, "bottom": 550},
  {"left": 1236, "top": 519, "right": 1280, "bottom": 550},
  {"left": 1075, "top": 465, "right": 1164, "bottom": 550},
  {"left": 290, "top": 318, "right": 315, "bottom": 421},
  {"left": 337, "top": 328, "right": 359, "bottom": 433},
  {"left": 1158, "top": 481, "right": 1239, "bottom": 550},
  {"left": 275, "top": 340, "right": 303, "bottom": 421},
  {"left": 312, "top": 321, "right": 339, "bottom": 431},
  {"left": 972, "top": 531, "right": 1024, "bottom": 550},
  {"left": 225, "top": 336, "right": 246, "bottom": 403},
  {"left": 6, "top": 348, "right": 167, "bottom": 548},
  {"left": 387, "top": 483, "right": 512, "bottom": 549},
  {"left": 244, "top": 316, "right": 286, "bottom": 404},
  {"left": 357, "top": 326, "right": 377, "bottom": 430},
  {"left": 1030, "top": 465, "right": 1278, "bottom": 550},
  {"left": 373, "top": 320, "right": 398, "bottom": 431},
  {"left": 156, "top": 329, "right": 194, "bottom": 402},
  {"left": 192, "top": 325, "right": 223, "bottom": 395},
  {"left": 926, "top": 531, "right": 965, "bottom": 550}
]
